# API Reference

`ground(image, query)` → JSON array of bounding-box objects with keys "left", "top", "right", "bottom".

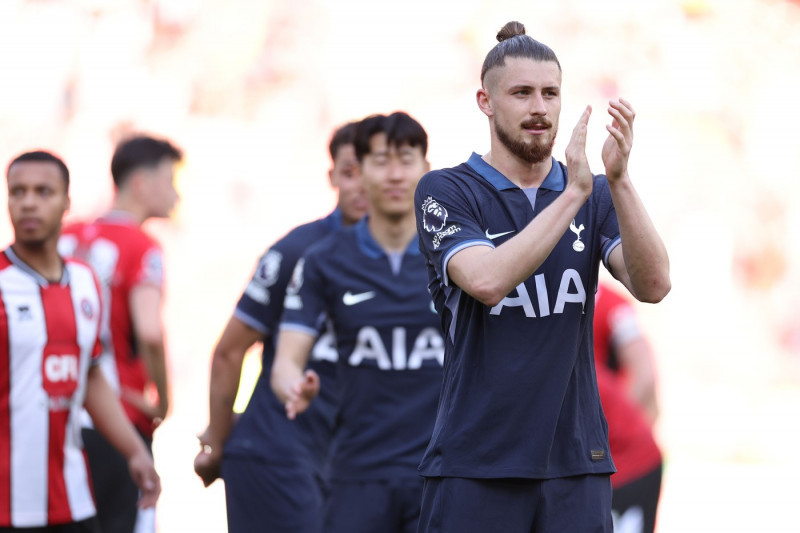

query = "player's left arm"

[
  {"left": 126, "top": 283, "right": 170, "bottom": 424},
  {"left": 85, "top": 365, "right": 161, "bottom": 508},
  {"left": 603, "top": 98, "right": 671, "bottom": 303},
  {"left": 270, "top": 328, "right": 317, "bottom": 420}
]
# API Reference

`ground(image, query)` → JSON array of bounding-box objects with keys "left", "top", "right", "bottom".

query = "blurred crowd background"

[{"left": 2, "top": 0, "right": 799, "bottom": 530}]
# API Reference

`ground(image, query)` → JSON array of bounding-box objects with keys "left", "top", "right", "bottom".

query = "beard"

[
  {"left": 14, "top": 231, "right": 54, "bottom": 253},
  {"left": 13, "top": 219, "right": 62, "bottom": 250},
  {"left": 495, "top": 119, "right": 556, "bottom": 164}
]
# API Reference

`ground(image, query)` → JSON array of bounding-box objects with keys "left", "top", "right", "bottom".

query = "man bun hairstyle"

[
  {"left": 481, "top": 20, "right": 561, "bottom": 83},
  {"left": 496, "top": 20, "right": 526, "bottom": 42}
]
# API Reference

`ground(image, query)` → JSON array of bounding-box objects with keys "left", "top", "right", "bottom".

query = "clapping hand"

[{"left": 602, "top": 98, "right": 635, "bottom": 182}]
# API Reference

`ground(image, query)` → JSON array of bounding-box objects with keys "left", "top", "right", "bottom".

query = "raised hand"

[
  {"left": 602, "top": 98, "right": 635, "bottom": 182},
  {"left": 565, "top": 105, "right": 594, "bottom": 197},
  {"left": 285, "top": 369, "right": 320, "bottom": 420}
]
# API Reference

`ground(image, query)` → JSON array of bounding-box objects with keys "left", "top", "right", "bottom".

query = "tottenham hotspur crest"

[{"left": 570, "top": 219, "right": 585, "bottom": 252}]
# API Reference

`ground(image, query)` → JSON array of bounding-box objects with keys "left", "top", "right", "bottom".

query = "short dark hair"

[
  {"left": 353, "top": 112, "right": 428, "bottom": 162},
  {"left": 6, "top": 150, "right": 70, "bottom": 192},
  {"left": 481, "top": 21, "right": 561, "bottom": 84},
  {"left": 329, "top": 121, "right": 358, "bottom": 161},
  {"left": 111, "top": 135, "right": 183, "bottom": 188}
]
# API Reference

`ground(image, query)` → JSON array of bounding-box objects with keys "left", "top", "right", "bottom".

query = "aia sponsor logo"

[
  {"left": 42, "top": 348, "right": 80, "bottom": 402},
  {"left": 347, "top": 326, "right": 444, "bottom": 370},
  {"left": 489, "top": 269, "right": 588, "bottom": 318}
]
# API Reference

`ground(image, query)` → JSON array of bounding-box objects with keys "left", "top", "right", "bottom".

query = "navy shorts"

[
  {"left": 221, "top": 455, "right": 323, "bottom": 533},
  {"left": 82, "top": 427, "right": 150, "bottom": 533},
  {"left": 418, "top": 475, "right": 613, "bottom": 533},
  {"left": 324, "top": 478, "right": 423, "bottom": 533}
]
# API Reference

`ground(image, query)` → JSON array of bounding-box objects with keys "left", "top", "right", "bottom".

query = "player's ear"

[{"left": 477, "top": 87, "right": 493, "bottom": 118}]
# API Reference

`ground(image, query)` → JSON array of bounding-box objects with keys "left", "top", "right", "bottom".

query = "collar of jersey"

[
  {"left": 355, "top": 218, "right": 421, "bottom": 259},
  {"left": 98, "top": 209, "right": 139, "bottom": 225},
  {"left": 4, "top": 247, "right": 70, "bottom": 286},
  {"left": 467, "top": 153, "right": 565, "bottom": 192},
  {"left": 326, "top": 208, "right": 344, "bottom": 231}
]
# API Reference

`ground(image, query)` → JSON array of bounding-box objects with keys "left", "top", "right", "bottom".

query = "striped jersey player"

[
  {"left": 2, "top": 150, "right": 160, "bottom": 531},
  {"left": 0, "top": 249, "right": 101, "bottom": 528}
]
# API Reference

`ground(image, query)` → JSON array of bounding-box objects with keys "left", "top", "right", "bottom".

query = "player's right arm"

[
  {"left": 193, "top": 316, "right": 263, "bottom": 487},
  {"left": 84, "top": 365, "right": 161, "bottom": 508},
  {"left": 270, "top": 328, "right": 317, "bottom": 419},
  {"left": 445, "top": 107, "right": 594, "bottom": 306},
  {"left": 269, "top": 249, "right": 330, "bottom": 419},
  {"left": 126, "top": 283, "right": 169, "bottom": 423}
]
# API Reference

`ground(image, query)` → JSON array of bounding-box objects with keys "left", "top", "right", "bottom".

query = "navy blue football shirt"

[
  {"left": 224, "top": 209, "right": 343, "bottom": 474},
  {"left": 280, "top": 219, "right": 444, "bottom": 482},
  {"left": 414, "top": 153, "right": 620, "bottom": 479}
]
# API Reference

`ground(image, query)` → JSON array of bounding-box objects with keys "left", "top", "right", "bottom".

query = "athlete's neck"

[
  {"left": 11, "top": 240, "right": 63, "bottom": 282},
  {"left": 111, "top": 194, "right": 147, "bottom": 225},
  {"left": 483, "top": 145, "right": 553, "bottom": 189},
  {"left": 367, "top": 212, "right": 417, "bottom": 254}
]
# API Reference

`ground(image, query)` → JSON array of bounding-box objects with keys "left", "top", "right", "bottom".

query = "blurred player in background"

[
  {"left": 272, "top": 111, "right": 442, "bottom": 533},
  {"left": 594, "top": 280, "right": 663, "bottom": 533},
  {"left": 594, "top": 280, "right": 659, "bottom": 423},
  {"left": 58, "top": 136, "right": 181, "bottom": 533},
  {"left": 193, "top": 122, "right": 367, "bottom": 533},
  {"left": 2, "top": 151, "right": 160, "bottom": 532}
]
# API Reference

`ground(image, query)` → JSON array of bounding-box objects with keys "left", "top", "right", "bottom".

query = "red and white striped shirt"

[{"left": 0, "top": 247, "right": 102, "bottom": 527}]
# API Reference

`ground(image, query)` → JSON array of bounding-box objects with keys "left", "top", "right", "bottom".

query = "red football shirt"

[{"left": 60, "top": 212, "right": 164, "bottom": 437}]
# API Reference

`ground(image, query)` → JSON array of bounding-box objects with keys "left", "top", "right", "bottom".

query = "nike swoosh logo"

[
  {"left": 485, "top": 229, "right": 515, "bottom": 240},
  {"left": 342, "top": 291, "right": 376, "bottom": 306}
]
